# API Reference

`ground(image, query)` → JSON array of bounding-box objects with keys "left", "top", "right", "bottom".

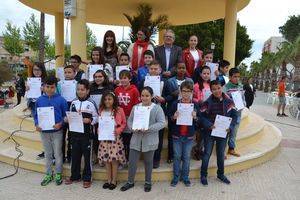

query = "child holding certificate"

[
  {"left": 90, "top": 69, "right": 114, "bottom": 164},
  {"left": 64, "top": 79, "right": 98, "bottom": 188},
  {"left": 192, "top": 66, "right": 211, "bottom": 160},
  {"left": 137, "top": 50, "right": 154, "bottom": 87},
  {"left": 169, "top": 81, "right": 199, "bottom": 187},
  {"left": 26, "top": 62, "right": 47, "bottom": 160},
  {"left": 224, "top": 68, "right": 244, "bottom": 157},
  {"left": 33, "top": 76, "right": 68, "bottom": 186},
  {"left": 88, "top": 47, "right": 114, "bottom": 82},
  {"left": 98, "top": 92, "right": 127, "bottom": 190},
  {"left": 114, "top": 70, "right": 140, "bottom": 161},
  {"left": 120, "top": 87, "right": 165, "bottom": 192},
  {"left": 57, "top": 65, "right": 77, "bottom": 163},
  {"left": 116, "top": 53, "right": 138, "bottom": 87},
  {"left": 199, "top": 80, "right": 237, "bottom": 186},
  {"left": 141, "top": 60, "right": 165, "bottom": 168},
  {"left": 216, "top": 60, "right": 230, "bottom": 86},
  {"left": 162, "top": 62, "right": 193, "bottom": 163},
  {"left": 70, "top": 55, "right": 85, "bottom": 82}
]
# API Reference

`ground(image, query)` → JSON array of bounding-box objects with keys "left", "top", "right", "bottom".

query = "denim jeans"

[
  {"left": 201, "top": 134, "right": 227, "bottom": 177},
  {"left": 228, "top": 110, "right": 241, "bottom": 149},
  {"left": 172, "top": 136, "right": 193, "bottom": 182},
  {"left": 40, "top": 130, "right": 63, "bottom": 175}
]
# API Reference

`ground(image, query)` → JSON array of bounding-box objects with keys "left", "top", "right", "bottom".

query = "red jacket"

[
  {"left": 182, "top": 48, "right": 203, "bottom": 78},
  {"left": 114, "top": 84, "right": 140, "bottom": 117}
]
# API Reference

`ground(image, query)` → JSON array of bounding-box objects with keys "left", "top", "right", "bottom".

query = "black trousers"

[
  {"left": 121, "top": 132, "right": 132, "bottom": 161},
  {"left": 16, "top": 93, "right": 22, "bottom": 105},
  {"left": 62, "top": 123, "right": 71, "bottom": 161},
  {"left": 70, "top": 137, "right": 92, "bottom": 182},
  {"left": 167, "top": 118, "right": 173, "bottom": 160},
  {"left": 154, "top": 128, "right": 164, "bottom": 163}
]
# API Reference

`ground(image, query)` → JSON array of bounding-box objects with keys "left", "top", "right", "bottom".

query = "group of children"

[{"left": 28, "top": 46, "right": 245, "bottom": 192}]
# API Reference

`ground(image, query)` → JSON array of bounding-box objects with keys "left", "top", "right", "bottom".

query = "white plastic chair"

[{"left": 267, "top": 92, "right": 278, "bottom": 105}]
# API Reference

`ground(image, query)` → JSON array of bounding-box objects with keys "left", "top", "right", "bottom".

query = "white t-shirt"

[{"left": 190, "top": 50, "right": 200, "bottom": 69}]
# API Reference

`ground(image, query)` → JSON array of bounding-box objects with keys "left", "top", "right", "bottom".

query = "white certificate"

[
  {"left": 37, "top": 106, "right": 55, "bottom": 131},
  {"left": 88, "top": 64, "right": 103, "bottom": 81},
  {"left": 206, "top": 62, "right": 219, "bottom": 81},
  {"left": 211, "top": 115, "right": 232, "bottom": 138},
  {"left": 56, "top": 67, "right": 65, "bottom": 81},
  {"left": 61, "top": 80, "right": 77, "bottom": 102},
  {"left": 144, "top": 76, "right": 161, "bottom": 96},
  {"left": 132, "top": 106, "right": 151, "bottom": 130},
  {"left": 116, "top": 65, "right": 130, "bottom": 80},
  {"left": 66, "top": 111, "right": 84, "bottom": 133},
  {"left": 224, "top": 76, "right": 229, "bottom": 84},
  {"left": 176, "top": 103, "right": 194, "bottom": 126},
  {"left": 203, "top": 89, "right": 212, "bottom": 102},
  {"left": 90, "top": 94, "right": 102, "bottom": 109},
  {"left": 231, "top": 91, "right": 245, "bottom": 111},
  {"left": 27, "top": 77, "right": 41, "bottom": 98},
  {"left": 98, "top": 116, "right": 115, "bottom": 141}
]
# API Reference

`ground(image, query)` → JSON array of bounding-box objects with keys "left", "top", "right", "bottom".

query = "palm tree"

[
  {"left": 290, "top": 36, "right": 300, "bottom": 91},
  {"left": 118, "top": 3, "right": 170, "bottom": 51}
]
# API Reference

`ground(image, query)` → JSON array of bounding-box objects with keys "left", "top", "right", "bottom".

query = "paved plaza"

[{"left": 0, "top": 91, "right": 299, "bottom": 200}]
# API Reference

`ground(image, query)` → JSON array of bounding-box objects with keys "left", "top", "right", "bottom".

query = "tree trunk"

[
  {"left": 38, "top": 12, "right": 45, "bottom": 63},
  {"left": 259, "top": 71, "right": 264, "bottom": 91},
  {"left": 263, "top": 69, "right": 270, "bottom": 92},
  {"left": 270, "top": 68, "right": 277, "bottom": 91},
  {"left": 293, "top": 54, "right": 300, "bottom": 91}
]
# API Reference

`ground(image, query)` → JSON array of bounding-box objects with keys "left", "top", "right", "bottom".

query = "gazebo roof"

[{"left": 19, "top": 0, "right": 250, "bottom": 26}]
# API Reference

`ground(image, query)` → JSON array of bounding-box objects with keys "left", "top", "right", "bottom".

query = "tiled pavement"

[{"left": 0, "top": 91, "right": 299, "bottom": 200}]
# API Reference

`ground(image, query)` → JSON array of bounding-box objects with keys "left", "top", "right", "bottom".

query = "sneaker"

[
  {"left": 109, "top": 183, "right": 117, "bottom": 190},
  {"left": 41, "top": 174, "right": 53, "bottom": 186},
  {"left": 144, "top": 183, "right": 152, "bottom": 192},
  {"left": 120, "top": 182, "right": 134, "bottom": 191},
  {"left": 217, "top": 175, "right": 231, "bottom": 184},
  {"left": 282, "top": 113, "right": 288, "bottom": 117},
  {"left": 54, "top": 173, "right": 63, "bottom": 185},
  {"left": 200, "top": 176, "right": 208, "bottom": 186},
  {"left": 36, "top": 152, "right": 45, "bottom": 160},
  {"left": 277, "top": 113, "right": 282, "bottom": 117},
  {"left": 170, "top": 179, "right": 178, "bottom": 187},
  {"left": 183, "top": 179, "right": 191, "bottom": 187},
  {"left": 227, "top": 149, "right": 240, "bottom": 157}
]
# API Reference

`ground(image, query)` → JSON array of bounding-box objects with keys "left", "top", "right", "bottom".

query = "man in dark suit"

[{"left": 155, "top": 29, "right": 182, "bottom": 79}]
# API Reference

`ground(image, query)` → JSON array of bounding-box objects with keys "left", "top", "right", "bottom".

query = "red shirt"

[{"left": 114, "top": 84, "right": 140, "bottom": 117}]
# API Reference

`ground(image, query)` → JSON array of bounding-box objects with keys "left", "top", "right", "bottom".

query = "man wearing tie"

[{"left": 155, "top": 29, "right": 183, "bottom": 79}]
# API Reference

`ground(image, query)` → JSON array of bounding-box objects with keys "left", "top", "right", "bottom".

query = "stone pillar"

[{"left": 55, "top": 12, "right": 64, "bottom": 67}]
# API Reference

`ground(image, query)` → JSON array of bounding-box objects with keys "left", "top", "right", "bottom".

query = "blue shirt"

[{"left": 137, "top": 66, "right": 149, "bottom": 85}]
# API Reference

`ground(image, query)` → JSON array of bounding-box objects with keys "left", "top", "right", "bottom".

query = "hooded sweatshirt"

[{"left": 114, "top": 84, "right": 140, "bottom": 117}]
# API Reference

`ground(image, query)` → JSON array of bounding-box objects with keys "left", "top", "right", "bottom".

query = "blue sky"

[{"left": 0, "top": 0, "right": 299, "bottom": 66}]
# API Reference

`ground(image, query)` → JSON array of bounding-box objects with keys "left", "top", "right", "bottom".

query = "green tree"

[
  {"left": 279, "top": 15, "right": 300, "bottom": 43},
  {"left": 172, "top": 19, "right": 253, "bottom": 66},
  {"left": 0, "top": 60, "right": 13, "bottom": 86},
  {"left": 124, "top": 3, "right": 169, "bottom": 43},
  {"left": 38, "top": 12, "right": 45, "bottom": 62},
  {"left": 86, "top": 25, "right": 97, "bottom": 58},
  {"left": 2, "top": 22, "right": 24, "bottom": 56},
  {"left": 45, "top": 41, "right": 55, "bottom": 59}
]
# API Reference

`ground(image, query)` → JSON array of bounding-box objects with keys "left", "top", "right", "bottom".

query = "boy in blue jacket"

[
  {"left": 199, "top": 80, "right": 237, "bottom": 186},
  {"left": 169, "top": 80, "right": 199, "bottom": 187},
  {"left": 162, "top": 62, "right": 193, "bottom": 163},
  {"left": 34, "top": 75, "right": 68, "bottom": 186}
]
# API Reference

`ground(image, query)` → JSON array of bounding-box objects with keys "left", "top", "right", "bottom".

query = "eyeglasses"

[
  {"left": 33, "top": 68, "right": 41, "bottom": 71},
  {"left": 181, "top": 90, "right": 192, "bottom": 93},
  {"left": 164, "top": 35, "right": 174, "bottom": 39}
]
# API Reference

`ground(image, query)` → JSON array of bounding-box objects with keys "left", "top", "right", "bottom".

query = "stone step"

[{"left": 0, "top": 122, "right": 281, "bottom": 181}]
